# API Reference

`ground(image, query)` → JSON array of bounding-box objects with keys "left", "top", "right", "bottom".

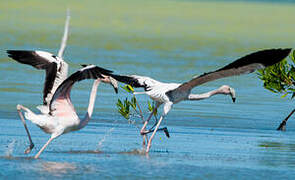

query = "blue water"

[{"left": 1, "top": 0, "right": 295, "bottom": 179}]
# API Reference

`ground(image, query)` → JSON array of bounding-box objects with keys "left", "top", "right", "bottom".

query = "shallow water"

[{"left": 1, "top": 0, "right": 295, "bottom": 179}]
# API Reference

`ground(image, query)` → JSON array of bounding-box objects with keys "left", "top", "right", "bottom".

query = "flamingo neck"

[
  {"left": 79, "top": 80, "right": 101, "bottom": 129},
  {"left": 188, "top": 89, "right": 221, "bottom": 100}
]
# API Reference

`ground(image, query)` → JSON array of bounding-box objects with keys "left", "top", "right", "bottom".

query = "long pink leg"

[
  {"left": 146, "top": 102, "right": 172, "bottom": 153},
  {"left": 140, "top": 102, "right": 161, "bottom": 149},
  {"left": 142, "top": 135, "right": 148, "bottom": 149},
  {"left": 34, "top": 136, "right": 55, "bottom": 159},
  {"left": 16, "top": 104, "right": 35, "bottom": 154},
  {"left": 141, "top": 112, "right": 153, "bottom": 149},
  {"left": 140, "top": 102, "right": 161, "bottom": 135}
]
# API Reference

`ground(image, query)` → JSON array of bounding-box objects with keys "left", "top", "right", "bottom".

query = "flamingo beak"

[
  {"left": 230, "top": 87, "right": 236, "bottom": 103},
  {"left": 109, "top": 77, "right": 118, "bottom": 94}
]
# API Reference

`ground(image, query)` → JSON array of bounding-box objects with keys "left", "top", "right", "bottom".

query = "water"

[{"left": 1, "top": 0, "right": 295, "bottom": 179}]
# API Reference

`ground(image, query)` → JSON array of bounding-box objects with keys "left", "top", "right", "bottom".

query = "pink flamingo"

[{"left": 12, "top": 64, "right": 118, "bottom": 158}]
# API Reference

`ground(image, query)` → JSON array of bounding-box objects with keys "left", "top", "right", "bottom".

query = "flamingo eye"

[{"left": 52, "top": 55, "right": 57, "bottom": 59}]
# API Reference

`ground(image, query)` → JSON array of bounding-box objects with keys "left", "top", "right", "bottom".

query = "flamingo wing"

[
  {"left": 111, "top": 74, "right": 161, "bottom": 92},
  {"left": 49, "top": 65, "right": 113, "bottom": 115},
  {"left": 7, "top": 50, "right": 69, "bottom": 105},
  {"left": 167, "top": 48, "right": 291, "bottom": 96},
  {"left": 110, "top": 75, "right": 145, "bottom": 88}
]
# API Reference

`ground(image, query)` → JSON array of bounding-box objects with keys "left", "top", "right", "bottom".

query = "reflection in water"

[
  {"left": 5, "top": 139, "right": 16, "bottom": 157},
  {"left": 60, "top": 150, "right": 103, "bottom": 154},
  {"left": 258, "top": 141, "right": 295, "bottom": 168},
  {"left": 120, "top": 149, "right": 149, "bottom": 156},
  {"left": 41, "top": 161, "right": 77, "bottom": 175},
  {"left": 259, "top": 141, "right": 295, "bottom": 151}
]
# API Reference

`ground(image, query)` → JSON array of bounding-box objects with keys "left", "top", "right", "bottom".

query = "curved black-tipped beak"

[
  {"left": 114, "top": 87, "right": 118, "bottom": 94},
  {"left": 232, "top": 97, "right": 236, "bottom": 103},
  {"left": 109, "top": 77, "right": 118, "bottom": 94},
  {"left": 229, "top": 87, "right": 236, "bottom": 103}
]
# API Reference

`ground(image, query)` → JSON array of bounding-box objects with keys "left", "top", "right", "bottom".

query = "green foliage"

[
  {"left": 258, "top": 50, "right": 295, "bottom": 99},
  {"left": 148, "top": 101, "right": 157, "bottom": 116},
  {"left": 116, "top": 98, "right": 130, "bottom": 120},
  {"left": 116, "top": 85, "right": 158, "bottom": 124},
  {"left": 121, "top": 85, "right": 134, "bottom": 93}
]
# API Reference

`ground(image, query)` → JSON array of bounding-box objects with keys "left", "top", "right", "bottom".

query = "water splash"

[
  {"left": 96, "top": 127, "right": 115, "bottom": 150},
  {"left": 5, "top": 139, "right": 16, "bottom": 157}
]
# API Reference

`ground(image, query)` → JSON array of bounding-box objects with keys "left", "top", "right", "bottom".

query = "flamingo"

[
  {"left": 6, "top": 9, "right": 72, "bottom": 155},
  {"left": 111, "top": 48, "right": 292, "bottom": 152},
  {"left": 7, "top": 50, "right": 71, "bottom": 154},
  {"left": 12, "top": 64, "right": 118, "bottom": 158}
]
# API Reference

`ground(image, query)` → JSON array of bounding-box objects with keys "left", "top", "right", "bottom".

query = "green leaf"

[
  {"left": 121, "top": 85, "right": 134, "bottom": 93},
  {"left": 291, "top": 50, "right": 295, "bottom": 62},
  {"left": 147, "top": 101, "right": 158, "bottom": 116},
  {"left": 116, "top": 98, "right": 131, "bottom": 120},
  {"left": 281, "top": 93, "right": 288, "bottom": 98},
  {"left": 130, "top": 96, "right": 137, "bottom": 110},
  {"left": 148, "top": 101, "right": 153, "bottom": 112}
]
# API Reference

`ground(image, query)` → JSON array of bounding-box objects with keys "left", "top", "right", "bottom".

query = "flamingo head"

[
  {"left": 219, "top": 85, "right": 236, "bottom": 103},
  {"left": 100, "top": 75, "right": 118, "bottom": 94}
]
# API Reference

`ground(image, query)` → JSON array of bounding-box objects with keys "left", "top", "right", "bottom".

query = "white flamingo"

[
  {"left": 13, "top": 65, "right": 118, "bottom": 158},
  {"left": 111, "top": 48, "right": 292, "bottom": 152}
]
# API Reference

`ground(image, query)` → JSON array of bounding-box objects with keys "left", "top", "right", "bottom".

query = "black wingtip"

[
  {"left": 6, "top": 50, "right": 16, "bottom": 57},
  {"left": 6, "top": 50, "right": 24, "bottom": 61},
  {"left": 217, "top": 48, "right": 292, "bottom": 72},
  {"left": 6, "top": 50, "right": 29, "bottom": 55},
  {"left": 6, "top": 50, "right": 15, "bottom": 54},
  {"left": 260, "top": 48, "right": 292, "bottom": 67}
]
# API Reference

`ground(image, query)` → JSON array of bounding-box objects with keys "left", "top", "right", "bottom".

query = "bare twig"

[
  {"left": 135, "top": 99, "right": 145, "bottom": 123},
  {"left": 277, "top": 109, "right": 295, "bottom": 131},
  {"left": 58, "top": 8, "right": 71, "bottom": 58}
]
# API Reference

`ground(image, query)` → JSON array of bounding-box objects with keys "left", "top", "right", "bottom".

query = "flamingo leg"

[
  {"left": 34, "top": 136, "right": 55, "bottom": 159},
  {"left": 16, "top": 104, "right": 34, "bottom": 154},
  {"left": 140, "top": 102, "right": 161, "bottom": 135},
  {"left": 146, "top": 102, "right": 172, "bottom": 153},
  {"left": 142, "top": 135, "right": 148, "bottom": 149},
  {"left": 140, "top": 102, "right": 161, "bottom": 149}
]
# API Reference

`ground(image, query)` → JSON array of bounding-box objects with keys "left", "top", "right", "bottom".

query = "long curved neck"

[
  {"left": 79, "top": 80, "right": 101, "bottom": 129},
  {"left": 187, "top": 88, "right": 221, "bottom": 101}
]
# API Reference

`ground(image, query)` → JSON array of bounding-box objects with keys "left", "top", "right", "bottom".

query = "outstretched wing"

[
  {"left": 111, "top": 74, "right": 160, "bottom": 91},
  {"left": 49, "top": 65, "right": 113, "bottom": 114},
  {"left": 7, "top": 50, "right": 69, "bottom": 105},
  {"left": 167, "top": 48, "right": 291, "bottom": 96},
  {"left": 110, "top": 75, "right": 146, "bottom": 88}
]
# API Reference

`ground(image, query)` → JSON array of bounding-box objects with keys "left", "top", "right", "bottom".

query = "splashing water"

[
  {"left": 5, "top": 140, "right": 16, "bottom": 157},
  {"left": 96, "top": 119, "right": 118, "bottom": 150},
  {"left": 96, "top": 127, "right": 115, "bottom": 150}
]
